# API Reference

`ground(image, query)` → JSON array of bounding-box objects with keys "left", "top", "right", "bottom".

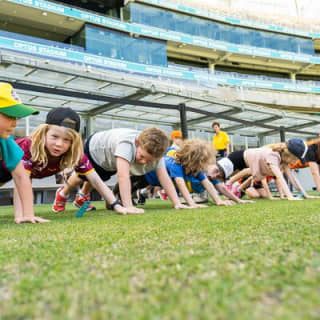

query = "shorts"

[
  {"left": 0, "top": 161, "right": 13, "bottom": 184},
  {"left": 79, "top": 134, "right": 116, "bottom": 182},
  {"left": 216, "top": 149, "right": 227, "bottom": 159},
  {"left": 113, "top": 175, "right": 149, "bottom": 197}
]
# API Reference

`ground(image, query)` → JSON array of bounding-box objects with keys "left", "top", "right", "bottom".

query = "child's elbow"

[
  {"left": 13, "top": 172, "right": 28, "bottom": 185},
  {"left": 117, "top": 172, "right": 130, "bottom": 181}
]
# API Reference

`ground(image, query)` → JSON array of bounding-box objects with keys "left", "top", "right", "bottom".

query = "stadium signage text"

[{"left": 6, "top": 0, "right": 320, "bottom": 66}]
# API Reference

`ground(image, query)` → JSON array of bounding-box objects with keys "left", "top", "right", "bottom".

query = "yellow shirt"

[{"left": 212, "top": 130, "right": 230, "bottom": 150}]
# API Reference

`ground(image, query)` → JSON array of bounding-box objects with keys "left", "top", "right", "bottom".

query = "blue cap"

[{"left": 287, "top": 138, "right": 308, "bottom": 163}]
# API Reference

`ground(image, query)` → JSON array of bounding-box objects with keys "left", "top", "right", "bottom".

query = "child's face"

[
  {"left": 45, "top": 125, "right": 72, "bottom": 158},
  {"left": 206, "top": 164, "right": 223, "bottom": 180},
  {"left": 0, "top": 113, "right": 17, "bottom": 139},
  {"left": 173, "top": 137, "right": 182, "bottom": 146},
  {"left": 135, "top": 146, "right": 156, "bottom": 164}
]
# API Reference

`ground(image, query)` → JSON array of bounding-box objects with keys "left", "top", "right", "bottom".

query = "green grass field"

[{"left": 1, "top": 199, "right": 320, "bottom": 320}]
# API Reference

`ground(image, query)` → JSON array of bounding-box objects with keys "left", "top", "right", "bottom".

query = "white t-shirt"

[{"left": 89, "top": 128, "right": 164, "bottom": 176}]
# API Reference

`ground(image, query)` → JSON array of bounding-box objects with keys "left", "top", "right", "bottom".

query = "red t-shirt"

[{"left": 16, "top": 137, "right": 94, "bottom": 179}]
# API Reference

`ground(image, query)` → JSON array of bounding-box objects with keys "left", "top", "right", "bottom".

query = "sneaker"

[
  {"left": 193, "top": 195, "right": 208, "bottom": 204},
  {"left": 158, "top": 189, "right": 168, "bottom": 200},
  {"left": 73, "top": 193, "right": 96, "bottom": 211},
  {"left": 137, "top": 190, "right": 146, "bottom": 205},
  {"left": 52, "top": 186, "right": 68, "bottom": 213}
]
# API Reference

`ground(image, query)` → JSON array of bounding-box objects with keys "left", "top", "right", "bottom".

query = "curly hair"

[
  {"left": 263, "top": 142, "right": 298, "bottom": 165},
  {"left": 175, "top": 139, "right": 216, "bottom": 175},
  {"left": 30, "top": 124, "right": 83, "bottom": 171},
  {"left": 138, "top": 127, "right": 169, "bottom": 159}
]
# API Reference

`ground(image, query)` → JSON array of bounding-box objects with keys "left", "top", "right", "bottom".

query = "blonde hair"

[
  {"left": 264, "top": 142, "right": 298, "bottom": 165},
  {"left": 30, "top": 124, "right": 83, "bottom": 170},
  {"left": 175, "top": 139, "right": 216, "bottom": 175},
  {"left": 306, "top": 138, "right": 320, "bottom": 146},
  {"left": 138, "top": 127, "right": 169, "bottom": 159}
]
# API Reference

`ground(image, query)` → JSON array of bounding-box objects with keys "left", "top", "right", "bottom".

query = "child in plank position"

[
  {"left": 0, "top": 82, "right": 48, "bottom": 223},
  {"left": 16, "top": 107, "right": 127, "bottom": 215},
  {"left": 119, "top": 139, "right": 232, "bottom": 208},
  {"left": 207, "top": 139, "right": 311, "bottom": 200},
  {"left": 263, "top": 139, "right": 319, "bottom": 199},
  {"left": 57, "top": 127, "right": 188, "bottom": 214},
  {"left": 289, "top": 138, "right": 320, "bottom": 193}
]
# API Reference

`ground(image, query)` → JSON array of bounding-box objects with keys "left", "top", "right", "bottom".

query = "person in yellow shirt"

[{"left": 212, "top": 122, "right": 230, "bottom": 159}]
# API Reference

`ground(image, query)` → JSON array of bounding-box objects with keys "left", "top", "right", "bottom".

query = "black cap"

[
  {"left": 46, "top": 107, "right": 80, "bottom": 132},
  {"left": 287, "top": 138, "right": 308, "bottom": 163}
]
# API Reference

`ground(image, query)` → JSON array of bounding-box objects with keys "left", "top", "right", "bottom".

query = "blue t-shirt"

[
  {"left": 145, "top": 156, "right": 206, "bottom": 189},
  {"left": 0, "top": 136, "right": 24, "bottom": 172},
  {"left": 189, "top": 178, "right": 220, "bottom": 193}
]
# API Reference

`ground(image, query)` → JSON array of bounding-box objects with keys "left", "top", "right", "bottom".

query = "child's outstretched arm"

[
  {"left": 156, "top": 166, "right": 190, "bottom": 209},
  {"left": 274, "top": 177, "right": 285, "bottom": 198},
  {"left": 85, "top": 170, "right": 128, "bottom": 215},
  {"left": 284, "top": 167, "right": 319, "bottom": 199},
  {"left": 269, "top": 164, "right": 301, "bottom": 200},
  {"left": 116, "top": 157, "right": 144, "bottom": 214},
  {"left": 215, "top": 183, "right": 253, "bottom": 204},
  {"left": 260, "top": 177, "right": 277, "bottom": 200},
  {"left": 12, "top": 162, "right": 49, "bottom": 223},
  {"left": 201, "top": 178, "right": 234, "bottom": 206},
  {"left": 238, "top": 176, "right": 252, "bottom": 192},
  {"left": 174, "top": 177, "right": 204, "bottom": 208},
  {"left": 227, "top": 168, "right": 251, "bottom": 185}
]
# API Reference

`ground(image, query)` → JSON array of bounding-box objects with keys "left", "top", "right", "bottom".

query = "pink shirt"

[
  {"left": 16, "top": 137, "right": 94, "bottom": 179},
  {"left": 244, "top": 148, "right": 281, "bottom": 182}
]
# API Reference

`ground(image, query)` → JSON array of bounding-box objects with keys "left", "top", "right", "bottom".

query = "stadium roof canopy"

[{"left": 1, "top": 49, "right": 320, "bottom": 140}]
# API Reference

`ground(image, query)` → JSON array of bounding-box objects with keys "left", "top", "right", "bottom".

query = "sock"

[{"left": 59, "top": 189, "right": 69, "bottom": 198}]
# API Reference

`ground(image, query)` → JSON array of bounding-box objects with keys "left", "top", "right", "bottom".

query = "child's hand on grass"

[
  {"left": 125, "top": 207, "right": 145, "bottom": 214},
  {"left": 195, "top": 204, "right": 207, "bottom": 208},
  {"left": 15, "top": 216, "right": 50, "bottom": 224},
  {"left": 174, "top": 203, "right": 192, "bottom": 209},
  {"left": 304, "top": 195, "right": 320, "bottom": 199},
  {"left": 114, "top": 204, "right": 128, "bottom": 215},
  {"left": 287, "top": 197, "right": 303, "bottom": 201},
  {"left": 238, "top": 199, "right": 254, "bottom": 204},
  {"left": 216, "top": 200, "right": 234, "bottom": 206}
]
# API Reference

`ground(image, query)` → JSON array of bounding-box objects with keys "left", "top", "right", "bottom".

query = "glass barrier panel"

[
  {"left": 127, "top": 3, "right": 315, "bottom": 56},
  {"left": 82, "top": 24, "right": 167, "bottom": 66}
]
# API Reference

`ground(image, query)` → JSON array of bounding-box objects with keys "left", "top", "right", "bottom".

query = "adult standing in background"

[{"left": 212, "top": 121, "right": 230, "bottom": 160}]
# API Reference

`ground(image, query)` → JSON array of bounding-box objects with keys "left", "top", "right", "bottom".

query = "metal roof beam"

[
  {"left": 10, "top": 82, "right": 179, "bottom": 109},
  {"left": 185, "top": 105, "right": 317, "bottom": 135},
  {"left": 185, "top": 109, "right": 241, "bottom": 126},
  {"left": 87, "top": 89, "right": 150, "bottom": 116},
  {"left": 226, "top": 115, "right": 282, "bottom": 132},
  {"left": 261, "top": 121, "right": 319, "bottom": 136}
]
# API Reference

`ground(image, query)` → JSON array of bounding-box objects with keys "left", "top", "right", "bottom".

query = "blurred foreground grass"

[{"left": 0, "top": 199, "right": 320, "bottom": 319}]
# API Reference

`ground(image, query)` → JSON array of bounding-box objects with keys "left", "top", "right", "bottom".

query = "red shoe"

[
  {"left": 52, "top": 187, "right": 68, "bottom": 213},
  {"left": 73, "top": 193, "right": 96, "bottom": 211},
  {"left": 158, "top": 189, "right": 168, "bottom": 200}
]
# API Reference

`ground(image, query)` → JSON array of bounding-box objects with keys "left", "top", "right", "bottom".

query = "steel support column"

[{"left": 179, "top": 103, "right": 188, "bottom": 139}]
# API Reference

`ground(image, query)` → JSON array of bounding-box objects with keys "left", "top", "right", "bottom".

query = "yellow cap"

[{"left": 0, "top": 83, "right": 38, "bottom": 118}]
